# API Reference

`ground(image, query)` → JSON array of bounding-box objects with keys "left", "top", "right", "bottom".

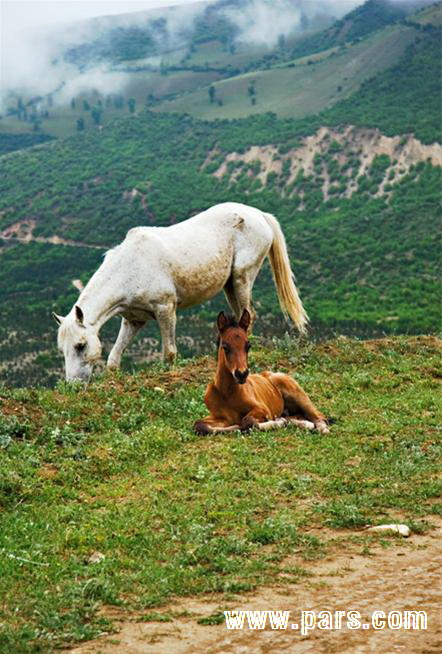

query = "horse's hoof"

[
  {"left": 240, "top": 416, "right": 258, "bottom": 432},
  {"left": 194, "top": 420, "right": 212, "bottom": 435},
  {"left": 315, "top": 420, "right": 330, "bottom": 434}
]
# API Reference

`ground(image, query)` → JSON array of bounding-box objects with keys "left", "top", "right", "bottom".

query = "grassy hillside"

[
  {"left": 323, "top": 31, "right": 442, "bottom": 144},
  {"left": 0, "top": 336, "right": 440, "bottom": 652},
  {"left": 412, "top": 1, "right": 442, "bottom": 26},
  {"left": 157, "top": 23, "right": 420, "bottom": 120}
]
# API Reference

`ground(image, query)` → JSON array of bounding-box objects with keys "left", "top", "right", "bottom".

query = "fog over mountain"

[{"left": 0, "top": 0, "right": 435, "bottom": 107}]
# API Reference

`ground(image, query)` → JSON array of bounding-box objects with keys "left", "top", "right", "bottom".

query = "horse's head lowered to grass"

[{"left": 53, "top": 305, "right": 102, "bottom": 382}]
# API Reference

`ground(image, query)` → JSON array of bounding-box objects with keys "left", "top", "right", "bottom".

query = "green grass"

[
  {"left": 156, "top": 24, "right": 419, "bottom": 120},
  {"left": 0, "top": 336, "right": 440, "bottom": 652},
  {"left": 181, "top": 38, "right": 266, "bottom": 70}
]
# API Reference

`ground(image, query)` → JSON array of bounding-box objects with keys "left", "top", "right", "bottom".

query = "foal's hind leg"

[
  {"left": 107, "top": 318, "right": 146, "bottom": 370},
  {"left": 267, "top": 372, "right": 329, "bottom": 434}
]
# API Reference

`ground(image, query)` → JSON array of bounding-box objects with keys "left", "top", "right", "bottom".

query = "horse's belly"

[{"left": 173, "top": 253, "right": 232, "bottom": 308}]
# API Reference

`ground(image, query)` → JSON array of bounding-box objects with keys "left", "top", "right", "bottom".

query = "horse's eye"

[
  {"left": 222, "top": 343, "right": 231, "bottom": 354},
  {"left": 245, "top": 342, "right": 251, "bottom": 352},
  {"left": 75, "top": 343, "right": 86, "bottom": 353}
]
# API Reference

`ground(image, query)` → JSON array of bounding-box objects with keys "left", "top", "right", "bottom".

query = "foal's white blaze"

[{"left": 54, "top": 202, "right": 307, "bottom": 381}]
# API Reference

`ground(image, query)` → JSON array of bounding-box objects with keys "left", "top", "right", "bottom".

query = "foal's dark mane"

[{"left": 219, "top": 315, "right": 239, "bottom": 331}]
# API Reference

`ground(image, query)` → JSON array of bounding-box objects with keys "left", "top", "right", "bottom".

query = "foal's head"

[{"left": 217, "top": 309, "right": 251, "bottom": 384}]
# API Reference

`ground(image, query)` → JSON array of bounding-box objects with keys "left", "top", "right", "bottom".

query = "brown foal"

[{"left": 194, "top": 310, "right": 329, "bottom": 435}]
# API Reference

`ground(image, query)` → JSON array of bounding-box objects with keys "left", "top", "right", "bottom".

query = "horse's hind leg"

[
  {"left": 229, "top": 268, "right": 259, "bottom": 324},
  {"left": 267, "top": 372, "right": 329, "bottom": 434},
  {"left": 155, "top": 302, "right": 177, "bottom": 364},
  {"left": 223, "top": 276, "right": 241, "bottom": 317},
  {"left": 107, "top": 318, "right": 145, "bottom": 370}
]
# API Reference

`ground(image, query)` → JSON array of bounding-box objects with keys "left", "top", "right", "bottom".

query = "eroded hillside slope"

[{"left": 211, "top": 126, "right": 442, "bottom": 202}]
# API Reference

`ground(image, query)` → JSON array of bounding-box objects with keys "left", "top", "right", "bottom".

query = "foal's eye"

[
  {"left": 74, "top": 342, "right": 86, "bottom": 353},
  {"left": 245, "top": 342, "right": 251, "bottom": 352},
  {"left": 222, "top": 343, "right": 231, "bottom": 354}
]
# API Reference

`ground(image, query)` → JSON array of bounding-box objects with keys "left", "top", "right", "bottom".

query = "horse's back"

[
  {"left": 111, "top": 203, "right": 276, "bottom": 307},
  {"left": 201, "top": 202, "right": 273, "bottom": 240},
  {"left": 122, "top": 203, "right": 273, "bottom": 251}
]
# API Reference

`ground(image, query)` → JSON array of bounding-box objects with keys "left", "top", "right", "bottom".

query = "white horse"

[{"left": 54, "top": 202, "right": 308, "bottom": 381}]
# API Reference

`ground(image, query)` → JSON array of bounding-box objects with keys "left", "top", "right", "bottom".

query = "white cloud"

[
  {"left": 1, "top": 0, "right": 391, "bottom": 107},
  {"left": 0, "top": 0, "right": 202, "bottom": 103}
]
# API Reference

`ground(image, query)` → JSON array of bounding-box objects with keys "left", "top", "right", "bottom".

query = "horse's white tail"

[{"left": 263, "top": 212, "right": 308, "bottom": 333}]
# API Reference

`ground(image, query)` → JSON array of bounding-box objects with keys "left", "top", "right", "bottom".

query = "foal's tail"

[{"left": 263, "top": 212, "right": 308, "bottom": 333}]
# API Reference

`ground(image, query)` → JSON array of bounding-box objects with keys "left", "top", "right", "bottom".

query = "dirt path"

[
  {"left": 0, "top": 219, "right": 104, "bottom": 249},
  {"left": 70, "top": 519, "right": 441, "bottom": 654}
]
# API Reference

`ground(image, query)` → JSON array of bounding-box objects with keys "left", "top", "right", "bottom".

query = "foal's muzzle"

[{"left": 234, "top": 369, "right": 249, "bottom": 384}]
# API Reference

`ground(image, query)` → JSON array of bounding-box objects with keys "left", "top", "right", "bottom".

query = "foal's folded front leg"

[
  {"left": 239, "top": 408, "right": 275, "bottom": 432},
  {"left": 193, "top": 417, "right": 240, "bottom": 435}
]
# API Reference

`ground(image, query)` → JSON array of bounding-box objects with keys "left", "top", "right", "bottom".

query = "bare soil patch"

[{"left": 70, "top": 518, "right": 441, "bottom": 654}]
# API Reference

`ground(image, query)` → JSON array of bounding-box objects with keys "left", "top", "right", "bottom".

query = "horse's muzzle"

[{"left": 234, "top": 369, "right": 249, "bottom": 384}]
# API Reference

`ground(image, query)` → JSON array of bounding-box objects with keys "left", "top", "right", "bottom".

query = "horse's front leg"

[
  {"left": 194, "top": 417, "right": 240, "bottom": 435},
  {"left": 239, "top": 407, "right": 270, "bottom": 432},
  {"left": 107, "top": 318, "right": 146, "bottom": 370},
  {"left": 155, "top": 302, "right": 177, "bottom": 364}
]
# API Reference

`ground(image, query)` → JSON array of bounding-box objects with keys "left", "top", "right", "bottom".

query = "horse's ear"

[
  {"left": 75, "top": 305, "right": 84, "bottom": 325},
  {"left": 52, "top": 312, "right": 64, "bottom": 326},
  {"left": 217, "top": 311, "right": 229, "bottom": 333},
  {"left": 72, "top": 279, "right": 84, "bottom": 293},
  {"left": 239, "top": 309, "right": 251, "bottom": 332}
]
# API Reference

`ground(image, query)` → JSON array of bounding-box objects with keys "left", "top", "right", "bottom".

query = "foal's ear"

[
  {"left": 217, "top": 311, "right": 229, "bottom": 333},
  {"left": 52, "top": 312, "right": 64, "bottom": 326},
  {"left": 75, "top": 305, "right": 85, "bottom": 325},
  {"left": 238, "top": 309, "right": 251, "bottom": 332}
]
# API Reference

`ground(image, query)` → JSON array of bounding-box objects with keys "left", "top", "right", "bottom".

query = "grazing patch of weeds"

[
  {"left": 138, "top": 612, "right": 173, "bottom": 623},
  {"left": 197, "top": 611, "right": 226, "bottom": 625}
]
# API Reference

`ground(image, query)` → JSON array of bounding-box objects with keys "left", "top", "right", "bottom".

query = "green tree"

[{"left": 91, "top": 107, "right": 102, "bottom": 125}]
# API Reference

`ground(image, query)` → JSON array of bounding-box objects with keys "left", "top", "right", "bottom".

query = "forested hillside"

[{"left": 0, "top": 1, "right": 440, "bottom": 387}]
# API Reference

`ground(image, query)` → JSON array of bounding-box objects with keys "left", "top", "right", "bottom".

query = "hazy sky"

[
  {"left": 2, "top": 0, "right": 364, "bottom": 33},
  {"left": 1, "top": 0, "right": 203, "bottom": 29}
]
